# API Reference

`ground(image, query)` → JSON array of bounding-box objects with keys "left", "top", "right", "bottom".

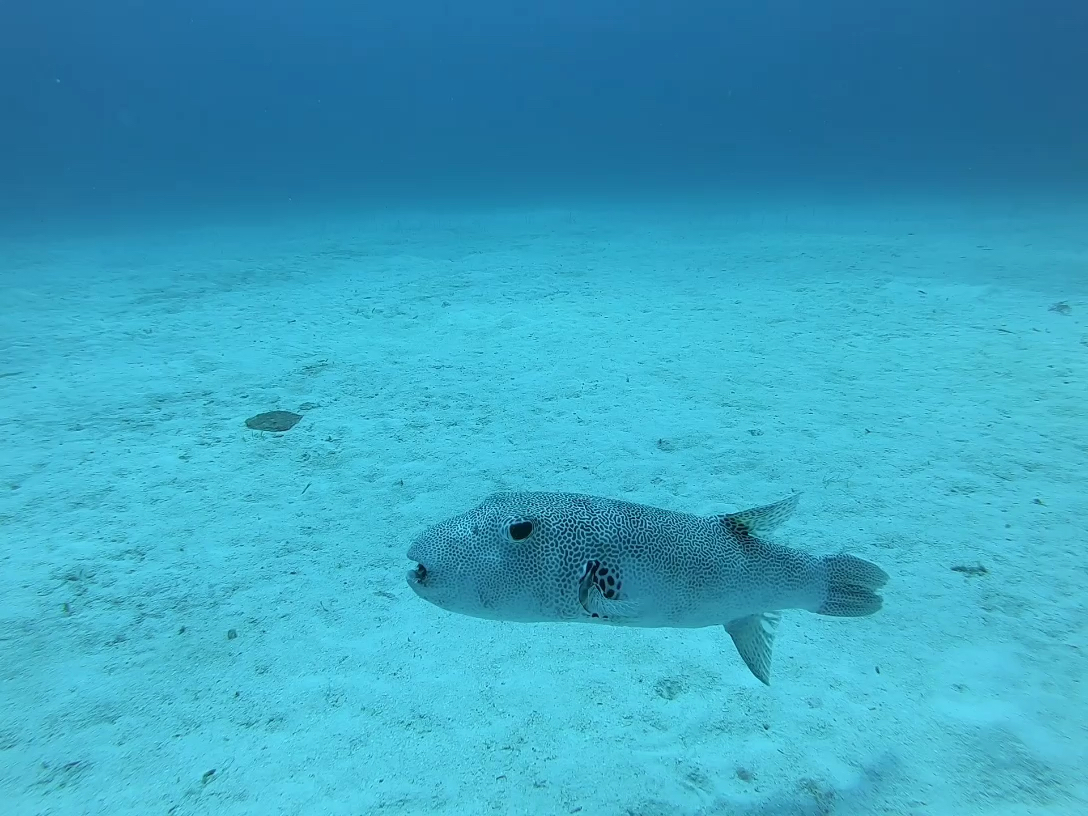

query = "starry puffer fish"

[{"left": 406, "top": 491, "right": 888, "bottom": 684}]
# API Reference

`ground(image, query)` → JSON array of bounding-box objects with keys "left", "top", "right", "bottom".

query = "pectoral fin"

[
  {"left": 580, "top": 582, "right": 640, "bottom": 620},
  {"left": 577, "top": 559, "right": 638, "bottom": 621}
]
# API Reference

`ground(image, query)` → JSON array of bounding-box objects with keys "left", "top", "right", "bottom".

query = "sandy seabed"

[{"left": 1, "top": 195, "right": 1086, "bottom": 815}]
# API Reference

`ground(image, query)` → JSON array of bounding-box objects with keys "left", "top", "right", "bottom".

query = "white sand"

[{"left": 2, "top": 195, "right": 1086, "bottom": 815}]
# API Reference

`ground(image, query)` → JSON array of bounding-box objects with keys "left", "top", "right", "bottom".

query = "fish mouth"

[{"left": 407, "top": 562, "right": 428, "bottom": 588}]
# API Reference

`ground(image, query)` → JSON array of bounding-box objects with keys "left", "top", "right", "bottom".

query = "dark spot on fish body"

[{"left": 720, "top": 516, "right": 762, "bottom": 556}]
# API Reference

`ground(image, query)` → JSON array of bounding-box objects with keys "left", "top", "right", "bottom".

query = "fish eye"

[{"left": 507, "top": 520, "right": 534, "bottom": 541}]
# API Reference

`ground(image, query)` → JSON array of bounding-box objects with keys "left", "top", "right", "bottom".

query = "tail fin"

[{"left": 817, "top": 553, "right": 889, "bottom": 617}]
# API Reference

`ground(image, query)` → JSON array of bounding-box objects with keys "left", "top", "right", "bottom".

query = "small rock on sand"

[{"left": 245, "top": 410, "right": 303, "bottom": 432}]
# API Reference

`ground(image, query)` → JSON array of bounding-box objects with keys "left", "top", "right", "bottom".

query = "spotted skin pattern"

[{"left": 407, "top": 491, "right": 888, "bottom": 683}]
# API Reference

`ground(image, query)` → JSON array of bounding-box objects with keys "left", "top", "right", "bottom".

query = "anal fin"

[{"left": 725, "top": 612, "right": 782, "bottom": 685}]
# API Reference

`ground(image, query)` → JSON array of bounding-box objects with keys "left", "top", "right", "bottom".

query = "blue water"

[
  {"left": 2, "top": 3, "right": 1086, "bottom": 815},
  {"left": 3, "top": 0, "right": 1086, "bottom": 218}
]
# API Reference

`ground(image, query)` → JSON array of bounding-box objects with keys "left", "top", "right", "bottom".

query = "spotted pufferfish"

[{"left": 406, "top": 491, "right": 888, "bottom": 684}]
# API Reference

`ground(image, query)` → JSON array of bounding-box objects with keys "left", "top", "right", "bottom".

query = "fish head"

[{"left": 406, "top": 493, "right": 553, "bottom": 621}]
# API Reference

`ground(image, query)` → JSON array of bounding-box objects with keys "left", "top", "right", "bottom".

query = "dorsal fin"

[{"left": 717, "top": 493, "right": 800, "bottom": 538}]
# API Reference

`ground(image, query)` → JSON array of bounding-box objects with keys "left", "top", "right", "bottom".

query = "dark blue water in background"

[{"left": 2, "top": 0, "right": 1086, "bottom": 220}]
